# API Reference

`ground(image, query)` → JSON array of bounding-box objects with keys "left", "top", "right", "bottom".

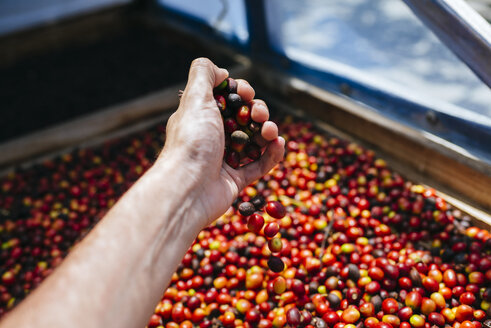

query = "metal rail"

[{"left": 403, "top": 0, "right": 491, "bottom": 87}]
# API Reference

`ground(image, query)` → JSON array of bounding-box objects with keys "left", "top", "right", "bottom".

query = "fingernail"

[{"left": 278, "top": 136, "right": 285, "bottom": 147}]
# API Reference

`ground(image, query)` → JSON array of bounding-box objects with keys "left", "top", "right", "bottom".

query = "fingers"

[
  {"left": 183, "top": 57, "right": 229, "bottom": 103},
  {"left": 250, "top": 99, "right": 269, "bottom": 123},
  {"left": 261, "top": 121, "right": 279, "bottom": 141},
  {"left": 236, "top": 81, "right": 269, "bottom": 124},
  {"left": 240, "top": 137, "right": 285, "bottom": 187},
  {"left": 236, "top": 79, "right": 255, "bottom": 102}
]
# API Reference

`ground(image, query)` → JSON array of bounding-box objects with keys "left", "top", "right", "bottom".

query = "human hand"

[{"left": 159, "top": 58, "right": 285, "bottom": 228}]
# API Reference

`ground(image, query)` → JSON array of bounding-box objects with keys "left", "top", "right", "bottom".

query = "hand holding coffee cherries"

[
  {"left": 0, "top": 58, "right": 284, "bottom": 328},
  {"left": 161, "top": 58, "right": 285, "bottom": 226}
]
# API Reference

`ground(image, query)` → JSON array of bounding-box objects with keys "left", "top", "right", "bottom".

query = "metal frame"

[{"left": 403, "top": 0, "right": 491, "bottom": 87}]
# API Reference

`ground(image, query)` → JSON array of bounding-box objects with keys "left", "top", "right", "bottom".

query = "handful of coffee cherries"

[{"left": 213, "top": 77, "right": 263, "bottom": 169}]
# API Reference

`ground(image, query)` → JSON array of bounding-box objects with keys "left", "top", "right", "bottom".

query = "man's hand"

[
  {"left": 160, "top": 58, "right": 285, "bottom": 226},
  {"left": 0, "top": 57, "right": 284, "bottom": 328}
]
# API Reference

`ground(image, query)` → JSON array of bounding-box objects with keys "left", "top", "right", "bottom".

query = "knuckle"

[{"left": 191, "top": 57, "right": 212, "bottom": 69}]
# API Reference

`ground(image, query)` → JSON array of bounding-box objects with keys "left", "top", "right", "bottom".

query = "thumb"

[{"left": 183, "top": 58, "right": 229, "bottom": 103}]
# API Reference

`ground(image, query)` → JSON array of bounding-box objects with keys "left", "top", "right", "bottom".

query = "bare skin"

[{"left": 0, "top": 58, "right": 284, "bottom": 328}]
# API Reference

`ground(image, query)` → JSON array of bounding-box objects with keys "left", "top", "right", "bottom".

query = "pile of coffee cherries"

[
  {"left": 213, "top": 78, "right": 263, "bottom": 169},
  {"left": 0, "top": 114, "right": 490, "bottom": 328}
]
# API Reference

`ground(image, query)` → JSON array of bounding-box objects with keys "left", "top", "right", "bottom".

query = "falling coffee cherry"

[
  {"left": 268, "top": 237, "right": 283, "bottom": 253},
  {"left": 265, "top": 201, "right": 286, "bottom": 219},
  {"left": 238, "top": 202, "right": 255, "bottom": 217},
  {"left": 250, "top": 195, "right": 266, "bottom": 210},
  {"left": 268, "top": 256, "right": 285, "bottom": 273},
  {"left": 247, "top": 214, "right": 265, "bottom": 234},
  {"left": 264, "top": 222, "right": 280, "bottom": 238}
]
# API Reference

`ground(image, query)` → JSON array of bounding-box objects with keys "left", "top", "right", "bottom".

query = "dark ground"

[{"left": 0, "top": 25, "right": 234, "bottom": 142}]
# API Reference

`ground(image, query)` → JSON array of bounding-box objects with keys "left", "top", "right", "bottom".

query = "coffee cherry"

[
  {"left": 235, "top": 298, "right": 252, "bottom": 314},
  {"left": 236, "top": 105, "right": 251, "bottom": 126},
  {"left": 265, "top": 201, "right": 286, "bottom": 219},
  {"left": 420, "top": 297, "right": 436, "bottom": 315},
  {"left": 409, "top": 268, "right": 423, "bottom": 287},
  {"left": 238, "top": 202, "right": 255, "bottom": 217},
  {"left": 250, "top": 195, "right": 266, "bottom": 210},
  {"left": 341, "top": 307, "right": 360, "bottom": 324},
  {"left": 428, "top": 312, "right": 445, "bottom": 327},
  {"left": 245, "top": 143, "right": 261, "bottom": 160},
  {"left": 268, "top": 256, "right": 285, "bottom": 273},
  {"left": 422, "top": 276, "right": 439, "bottom": 293},
  {"left": 148, "top": 314, "right": 162, "bottom": 327},
  {"left": 409, "top": 315, "right": 425, "bottom": 328},
  {"left": 230, "top": 130, "right": 249, "bottom": 152},
  {"left": 245, "top": 308, "right": 260, "bottom": 324},
  {"left": 214, "top": 79, "right": 228, "bottom": 92},
  {"left": 327, "top": 293, "right": 341, "bottom": 309},
  {"left": 272, "top": 276, "right": 286, "bottom": 294},
  {"left": 405, "top": 291, "right": 422, "bottom": 310},
  {"left": 214, "top": 93, "right": 226, "bottom": 109},
  {"left": 224, "top": 150, "right": 240, "bottom": 169},
  {"left": 245, "top": 272, "right": 263, "bottom": 290},
  {"left": 382, "top": 298, "right": 399, "bottom": 314},
  {"left": 247, "top": 214, "right": 264, "bottom": 234},
  {"left": 226, "top": 77, "right": 237, "bottom": 93},
  {"left": 264, "top": 222, "right": 280, "bottom": 238},
  {"left": 222, "top": 311, "right": 235, "bottom": 326},
  {"left": 286, "top": 307, "right": 301, "bottom": 327},
  {"left": 223, "top": 118, "right": 238, "bottom": 134},
  {"left": 291, "top": 279, "right": 305, "bottom": 296},
  {"left": 455, "top": 304, "right": 474, "bottom": 322},
  {"left": 1, "top": 271, "right": 15, "bottom": 285},
  {"left": 347, "top": 263, "right": 360, "bottom": 281},
  {"left": 323, "top": 311, "right": 340, "bottom": 327},
  {"left": 268, "top": 237, "right": 283, "bottom": 253},
  {"left": 397, "top": 306, "right": 413, "bottom": 321},
  {"left": 226, "top": 93, "right": 242, "bottom": 109},
  {"left": 382, "top": 314, "right": 400, "bottom": 328},
  {"left": 360, "top": 302, "right": 375, "bottom": 317}
]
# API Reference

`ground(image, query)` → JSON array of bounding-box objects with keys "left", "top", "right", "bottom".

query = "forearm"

[{"left": 1, "top": 160, "right": 202, "bottom": 328}]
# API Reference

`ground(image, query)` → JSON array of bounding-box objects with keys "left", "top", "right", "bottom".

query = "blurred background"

[{"left": 0, "top": 0, "right": 490, "bottom": 162}]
